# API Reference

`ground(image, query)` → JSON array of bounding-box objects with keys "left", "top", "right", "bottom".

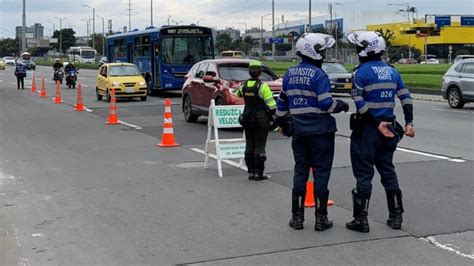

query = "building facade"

[
  {"left": 367, "top": 15, "right": 474, "bottom": 60},
  {"left": 15, "top": 23, "right": 45, "bottom": 48}
]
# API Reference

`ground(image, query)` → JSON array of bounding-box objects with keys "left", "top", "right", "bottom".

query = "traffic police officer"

[
  {"left": 236, "top": 60, "right": 277, "bottom": 181},
  {"left": 346, "top": 31, "right": 415, "bottom": 233},
  {"left": 275, "top": 33, "right": 349, "bottom": 231}
]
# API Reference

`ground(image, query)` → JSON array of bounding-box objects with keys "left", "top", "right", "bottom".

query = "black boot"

[
  {"left": 289, "top": 194, "right": 305, "bottom": 230},
  {"left": 245, "top": 152, "right": 255, "bottom": 180},
  {"left": 314, "top": 190, "right": 333, "bottom": 231},
  {"left": 254, "top": 153, "right": 269, "bottom": 181},
  {"left": 386, "top": 189, "right": 404, "bottom": 230},
  {"left": 346, "top": 189, "right": 370, "bottom": 233}
]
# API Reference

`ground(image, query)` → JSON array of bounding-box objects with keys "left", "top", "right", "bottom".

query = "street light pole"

[
  {"left": 150, "top": 0, "right": 153, "bottom": 27},
  {"left": 260, "top": 13, "right": 270, "bottom": 61},
  {"left": 390, "top": 3, "right": 413, "bottom": 59},
  {"left": 22, "top": 0, "right": 26, "bottom": 51},
  {"left": 97, "top": 15, "right": 106, "bottom": 56},
  {"left": 308, "top": 0, "right": 312, "bottom": 32},
  {"left": 83, "top": 5, "right": 95, "bottom": 50},
  {"left": 55, "top": 17, "right": 65, "bottom": 55},
  {"left": 272, "top": 0, "right": 275, "bottom": 59}
]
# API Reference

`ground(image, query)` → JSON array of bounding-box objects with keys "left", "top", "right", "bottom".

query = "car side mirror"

[{"left": 203, "top": 75, "right": 217, "bottom": 83}]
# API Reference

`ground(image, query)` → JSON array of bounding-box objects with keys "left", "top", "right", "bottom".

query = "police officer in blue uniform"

[
  {"left": 276, "top": 33, "right": 349, "bottom": 231},
  {"left": 346, "top": 31, "right": 415, "bottom": 233}
]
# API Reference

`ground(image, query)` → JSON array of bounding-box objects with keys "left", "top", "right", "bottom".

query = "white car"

[
  {"left": 2, "top": 56, "right": 15, "bottom": 66},
  {"left": 420, "top": 58, "right": 439, "bottom": 64}
]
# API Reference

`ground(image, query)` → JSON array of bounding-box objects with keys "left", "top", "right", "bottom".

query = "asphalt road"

[{"left": 0, "top": 65, "right": 473, "bottom": 265}]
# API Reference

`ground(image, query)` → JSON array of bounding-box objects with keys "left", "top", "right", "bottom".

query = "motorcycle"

[
  {"left": 65, "top": 69, "right": 78, "bottom": 89},
  {"left": 53, "top": 67, "right": 64, "bottom": 84}
]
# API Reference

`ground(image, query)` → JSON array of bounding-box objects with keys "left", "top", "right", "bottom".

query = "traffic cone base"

[{"left": 158, "top": 98, "right": 180, "bottom": 147}]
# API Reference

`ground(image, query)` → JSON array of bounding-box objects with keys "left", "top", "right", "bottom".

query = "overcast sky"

[{"left": 1, "top": 0, "right": 473, "bottom": 38}]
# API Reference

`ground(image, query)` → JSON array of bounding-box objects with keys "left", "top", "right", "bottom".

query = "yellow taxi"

[
  {"left": 96, "top": 63, "right": 148, "bottom": 102},
  {"left": 220, "top": 50, "right": 244, "bottom": 58},
  {"left": 0, "top": 59, "right": 5, "bottom": 70}
]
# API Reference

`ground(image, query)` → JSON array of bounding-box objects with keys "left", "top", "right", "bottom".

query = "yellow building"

[{"left": 367, "top": 15, "right": 474, "bottom": 60}]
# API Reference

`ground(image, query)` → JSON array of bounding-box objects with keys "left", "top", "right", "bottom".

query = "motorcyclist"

[
  {"left": 64, "top": 62, "right": 77, "bottom": 73},
  {"left": 53, "top": 59, "right": 64, "bottom": 82},
  {"left": 64, "top": 63, "right": 78, "bottom": 88}
]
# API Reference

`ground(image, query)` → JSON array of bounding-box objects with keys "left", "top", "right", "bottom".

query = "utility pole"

[
  {"left": 127, "top": 0, "right": 132, "bottom": 31},
  {"left": 150, "top": 0, "right": 153, "bottom": 27},
  {"left": 83, "top": 5, "right": 95, "bottom": 50},
  {"left": 308, "top": 0, "right": 312, "bottom": 32},
  {"left": 22, "top": 0, "right": 26, "bottom": 51},
  {"left": 272, "top": 0, "right": 275, "bottom": 60},
  {"left": 97, "top": 15, "right": 106, "bottom": 56},
  {"left": 260, "top": 13, "right": 270, "bottom": 61}
]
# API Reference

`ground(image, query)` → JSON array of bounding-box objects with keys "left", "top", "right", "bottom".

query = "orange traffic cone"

[
  {"left": 75, "top": 82, "right": 85, "bottom": 111},
  {"left": 31, "top": 74, "right": 37, "bottom": 93},
  {"left": 106, "top": 88, "right": 119, "bottom": 124},
  {"left": 39, "top": 77, "right": 47, "bottom": 98},
  {"left": 158, "top": 98, "right": 179, "bottom": 147},
  {"left": 305, "top": 168, "right": 335, "bottom": 208},
  {"left": 53, "top": 80, "right": 62, "bottom": 104}
]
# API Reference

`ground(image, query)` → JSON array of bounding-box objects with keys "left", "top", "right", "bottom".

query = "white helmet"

[
  {"left": 295, "top": 33, "right": 336, "bottom": 61},
  {"left": 347, "top": 31, "right": 386, "bottom": 57}
]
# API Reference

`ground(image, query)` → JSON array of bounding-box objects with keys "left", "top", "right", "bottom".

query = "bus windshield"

[
  {"left": 161, "top": 36, "right": 213, "bottom": 65},
  {"left": 81, "top": 50, "right": 95, "bottom": 59}
]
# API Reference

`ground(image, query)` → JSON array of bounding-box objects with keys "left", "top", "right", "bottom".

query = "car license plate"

[
  {"left": 125, "top": 87, "right": 135, "bottom": 93},
  {"left": 344, "top": 83, "right": 352, "bottom": 89}
]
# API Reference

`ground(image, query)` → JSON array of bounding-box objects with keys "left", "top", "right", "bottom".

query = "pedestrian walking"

[
  {"left": 345, "top": 31, "right": 415, "bottom": 233},
  {"left": 14, "top": 60, "right": 27, "bottom": 90},
  {"left": 275, "top": 33, "right": 349, "bottom": 231},
  {"left": 236, "top": 60, "right": 277, "bottom": 181}
]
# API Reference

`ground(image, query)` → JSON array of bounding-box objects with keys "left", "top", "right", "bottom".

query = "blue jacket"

[
  {"left": 352, "top": 60, "right": 413, "bottom": 124},
  {"left": 15, "top": 63, "right": 26, "bottom": 76},
  {"left": 276, "top": 60, "right": 347, "bottom": 136}
]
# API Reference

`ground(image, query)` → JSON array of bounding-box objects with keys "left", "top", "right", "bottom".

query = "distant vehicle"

[
  {"left": 3, "top": 56, "right": 15, "bottom": 66},
  {"left": 0, "top": 59, "right": 5, "bottom": 70},
  {"left": 441, "top": 58, "right": 474, "bottom": 108},
  {"left": 421, "top": 58, "right": 439, "bottom": 64},
  {"left": 220, "top": 50, "right": 244, "bottom": 58},
  {"left": 322, "top": 62, "right": 352, "bottom": 94},
  {"left": 99, "top": 56, "right": 108, "bottom": 67},
  {"left": 68, "top": 46, "right": 97, "bottom": 64},
  {"left": 96, "top": 63, "right": 148, "bottom": 102},
  {"left": 106, "top": 25, "right": 215, "bottom": 94},
  {"left": 181, "top": 58, "right": 282, "bottom": 122},
  {"left": 398, "top": 58, "right": 417, "bottom": 64},
  {"left": 454, "top": 55, "right": 474, "bottom": 63},
  {"left": 19, "top": 52, "right": 35, "bottom": 70},
  {"left": 65, "top": 68, "right": 78, "bottom": 89}
]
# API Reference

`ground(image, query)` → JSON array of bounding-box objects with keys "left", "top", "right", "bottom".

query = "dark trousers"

[
  {"left": 350, "top": 124, "right": 400, "bottom": 196},
  {"left": 292, "top": 133, "right": 335, "bottom": 196},
  {"left": 244, "top": 116, "right": 270, "bottom": 173},
  {"left": 17, "top": 77, "right": 24, "bottom": 89}
]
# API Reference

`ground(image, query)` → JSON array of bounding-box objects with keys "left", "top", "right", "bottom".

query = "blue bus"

[{"left": 106, "top": 25, "right": 215, "bottom": 93}]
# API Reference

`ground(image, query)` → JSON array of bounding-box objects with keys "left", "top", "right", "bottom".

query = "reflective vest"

[{"left": 242, "top": 79, "right": 269, "bottom": 114}]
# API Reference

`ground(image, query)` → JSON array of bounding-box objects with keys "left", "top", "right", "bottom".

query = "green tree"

[
  {"left": 390, "top": 45, "right": 421, "bottom": 63},
  {"left": 375, "top": 28, "right": 395, "bottom": 47},
  {"left": 88, "top": 33, "right": 106, "bottom": 55},
  {"left": 0, "top": 38, "right": 20, "bottom": 56},
  {"left": 52, "top": 28, "right": 77, "bottom": 53},
  {"left": 216, "top": 33, "right": 233, "bottom": 52},
  {"left": 240, "top": 36, "right": 254, "bottom": 55}
]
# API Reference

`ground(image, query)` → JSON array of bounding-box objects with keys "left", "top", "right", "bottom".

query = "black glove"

[{"left": 343, "top": 102, "right": 350, "bottom": 112}]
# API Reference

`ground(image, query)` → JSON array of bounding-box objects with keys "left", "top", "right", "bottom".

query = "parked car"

[
  {"left": 96, "top": 63, "right": 148, "bottom": 102},
  {"left": 420, "top": 58, "right": 439, "bottom": 64},
  {"left": 441, "top": 58, "right": 474, "bottom": 108},
  {"left": 0, "top": 59, "right": 5, "bottom": 70},
  {"left": 181, "top": 59, "right": 282, "bottom": 122},
  {"left": 2, "top": 56, "right": 15, "bottom": 66},
  {"left": 398, "top": 58, "right": 417, "bottom": 64},
  {"left": 322, "top": 62, "right": 352, "bottom": 93},
  {"left": 453, "top": 55, "right": 474, "bottom": 63}
]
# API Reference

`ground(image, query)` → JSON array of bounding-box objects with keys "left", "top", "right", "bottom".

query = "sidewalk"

[{"left": 411, "top": 92, "right": 445, "bottom": 102}]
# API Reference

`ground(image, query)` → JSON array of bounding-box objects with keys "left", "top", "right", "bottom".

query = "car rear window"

[
  {"left": 218, "top": 63, "right": 277, "bottom": 81},
  {"left": 109, "top": 65, "right": 141, "bottom": 76}
]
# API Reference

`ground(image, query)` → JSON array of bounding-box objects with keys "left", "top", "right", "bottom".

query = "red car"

[{"left": 181, "top": 59, "right": 282, "bottom": 122}]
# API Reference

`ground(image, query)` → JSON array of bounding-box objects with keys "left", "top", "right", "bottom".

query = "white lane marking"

[
  {"left": 118, "top": 120, "right": 142, "bottom": 130},
  {"left": 85, "top": 107, "right": 93, "bottom": 113},
  {"left": 0, "top": 80, "right": 3, "bottom": 82},
  {"left": 9, "top": 82, "right": 16, "bottom": 85},
  {"left": 432, "top": 108, "right": 474, "bottom": 114},
  {"left": 31, "top": 233, "right": 44, "bottom": 238},
  {"left": 396, "top": 147, "right": 466, "bottom": 163},
  {"left": 81, "top": 84, "right": 89, "bottom": 87},
  {"left": 422, "top": 236, "right": 474, "bottom": 260},
  {"left": 338, "top": 136, "right": 466, "bottom": 163},
  {"left": 13, "top": 228, "right": 21, "bottom": 247},
  {"left": 191, "top": 148, "right": 248, "bottom": 172},
  {"left": 19, "top": 258, "right": 31, "bottom": 266}
]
